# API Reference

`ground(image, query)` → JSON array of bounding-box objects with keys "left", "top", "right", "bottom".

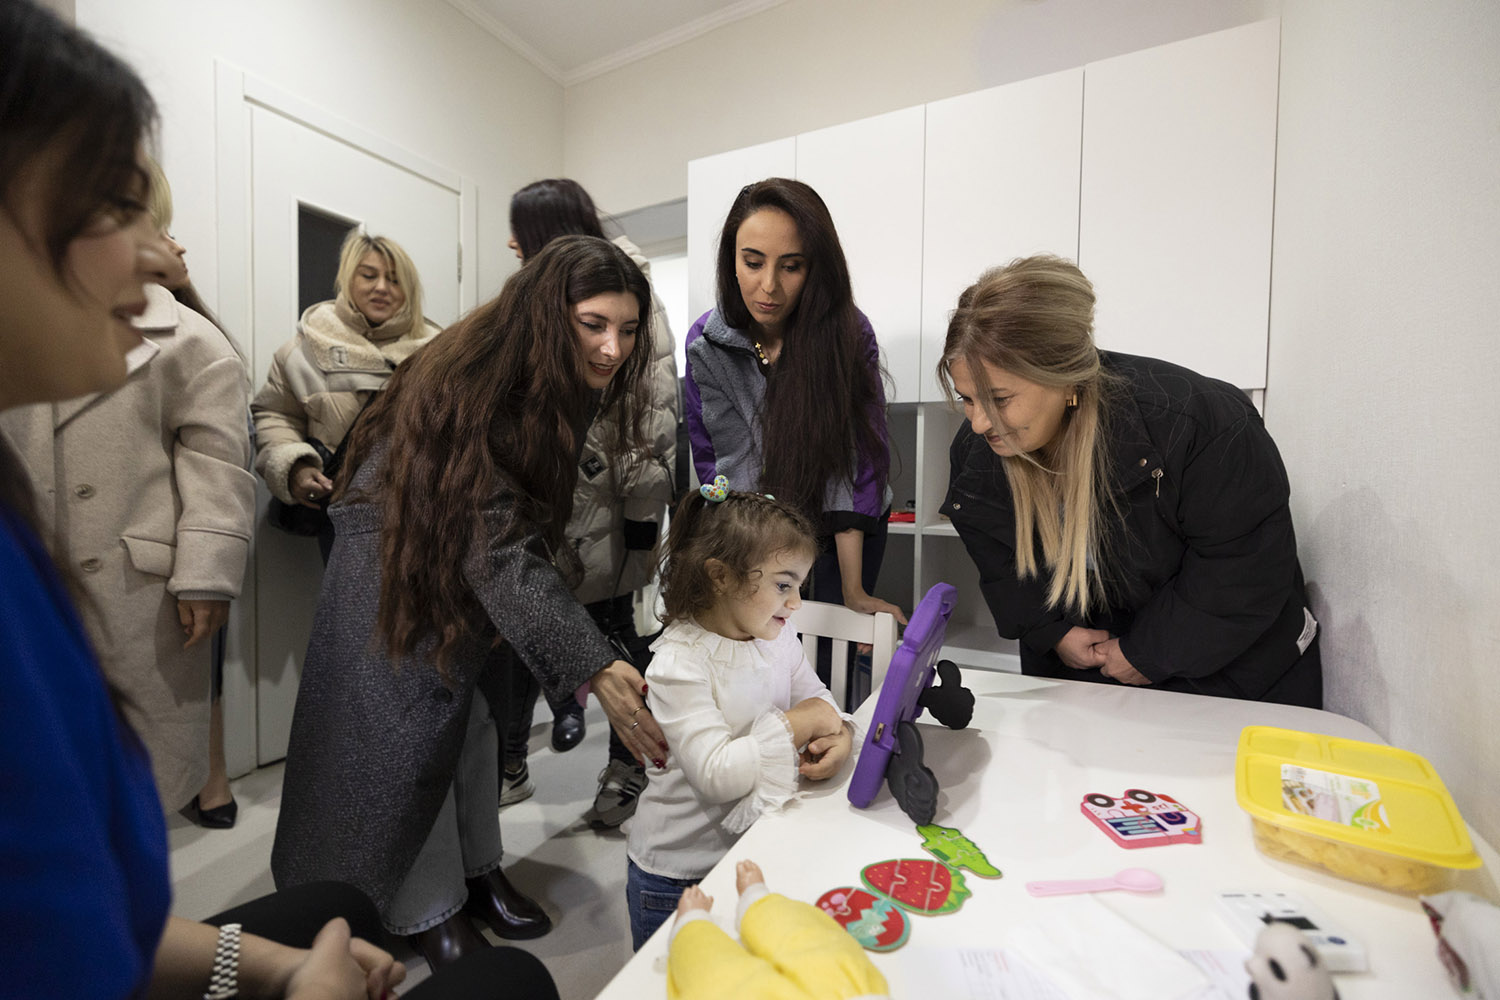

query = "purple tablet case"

[{"left": 847, "top": 583, "right": 967, "bottom": 820}]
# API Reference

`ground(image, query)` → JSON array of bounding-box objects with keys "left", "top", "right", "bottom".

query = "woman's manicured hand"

[
  {"left": 842, "top": 588, "right": 909, "bottom": 626},
  {"left": 178, "top": 599, "right": 229, "bottom": 649},
  {"left": 591, "top": 659, "right": 667, "bottom": 768},
  {"left": 1095, "top": 638, "right": 1151, "bottom": 686},
  {"left": 1055, "top": 626, "right": 1110, "bottom": 670},
  {"left": 281, "top": 919, "right": 369, "bottom": 1000},
  {"left": 290, "top": 462, "right": 334, "bottom": 509}
]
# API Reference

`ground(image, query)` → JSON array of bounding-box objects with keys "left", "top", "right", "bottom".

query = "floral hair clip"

[{"left": 700, "top": 475, "right": 730, "bottom": 503}]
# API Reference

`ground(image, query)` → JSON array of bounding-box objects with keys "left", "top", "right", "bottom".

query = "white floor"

[{"left": 167, "top": 701, "right": 636, "bottom": 1000}]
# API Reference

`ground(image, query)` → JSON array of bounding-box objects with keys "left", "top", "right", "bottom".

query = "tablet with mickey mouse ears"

[{"left": 847, "top": 582, "right": 971, "bottom": 820}]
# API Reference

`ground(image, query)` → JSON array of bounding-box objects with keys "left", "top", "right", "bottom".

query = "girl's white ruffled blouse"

[{"left": 625, "top": 617, "right": 854, "bottom": 880}]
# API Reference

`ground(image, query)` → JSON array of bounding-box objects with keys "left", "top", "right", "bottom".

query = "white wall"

[
  {"left": 77, "top": 0, "right": 564, "bottom": 307},
  {"left": 1267, "top": 1, "right": 1500, "bottom": 848},
  {"left": 564, "top": 0, "right": 1277, "bottom": 212}
]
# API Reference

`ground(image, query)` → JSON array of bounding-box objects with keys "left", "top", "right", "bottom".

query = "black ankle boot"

[
  {"left": 551, "top": 701, "right": 586, "bottom": 752},
  {"left": 407, "top": 912, "right": 489, "bottom": 972},
  {"left": 464, "top": 868, "right": 552, "bottom": 940}
]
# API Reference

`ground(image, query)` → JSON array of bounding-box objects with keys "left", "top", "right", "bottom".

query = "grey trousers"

[{"left": 383, "top": 689, "right": 504, "bottom": 935}]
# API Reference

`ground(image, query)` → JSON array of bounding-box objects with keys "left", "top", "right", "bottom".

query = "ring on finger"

[
  {"left": 631, "top": 706, "right": 645, "bottom": 717},
  {"left": 630, "top": 720, "right": 640, "bottom": 730}
]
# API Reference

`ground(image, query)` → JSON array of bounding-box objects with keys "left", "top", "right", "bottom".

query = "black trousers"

[
  {"left": 501, "top": 593, "right": 656, "bottom": 768},
  {"left": 809, "top": 516, "right": 890, "bottom": 708},
  {"left": 206, "top": 881, "right": 559, "bottom": 999}
]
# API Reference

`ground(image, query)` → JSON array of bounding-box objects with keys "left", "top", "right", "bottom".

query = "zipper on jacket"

[{"left": 1152, "top": 468, "right": 1163, "bottom": 497}]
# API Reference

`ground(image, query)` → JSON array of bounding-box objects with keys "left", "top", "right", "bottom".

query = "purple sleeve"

[
  {"left": 683, "top": 312, "right": 717, "bottom": 486},
  {"left": 847, "top": 311, "right": 890, "bottom": 523}
]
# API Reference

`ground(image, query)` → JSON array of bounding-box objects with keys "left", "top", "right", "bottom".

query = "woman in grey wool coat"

[{"left": 271, "top": 235, "right": 667, "bottom": 973}]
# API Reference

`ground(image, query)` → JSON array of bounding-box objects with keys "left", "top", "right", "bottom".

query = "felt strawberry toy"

[
  {"left": 814, "top": 887, "right": 911, "bottom": 951},
  {"left": 861, "top": 858, "right": 971, "bottom": 915}
]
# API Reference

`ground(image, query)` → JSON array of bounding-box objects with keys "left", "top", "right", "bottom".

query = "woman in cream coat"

[
  {"left": 252, "top": 231, "right": 440, "bottom": 558},
  {"left": 0, "top": 191, "right": 255, "bottom": 813}
]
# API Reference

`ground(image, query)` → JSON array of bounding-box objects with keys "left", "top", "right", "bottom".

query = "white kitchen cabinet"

[
  {"left": 922, "top": 68, "right": 1085, "bottom": 402},
  {"left": 685, "top": 137, "right": 795, "bottom": 325},
  {"left": 1080, "top": 18, "right": 1280, "bottom": 390},
  {"left": 795, "top": 105, "right": 926, "bottom": 405},
  {"left": 686, "top": 20, "right": 1279, "bottom": 674}
]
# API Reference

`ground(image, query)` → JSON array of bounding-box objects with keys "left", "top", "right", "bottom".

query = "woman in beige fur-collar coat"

[
  {"left": 252, "top": 232, "right": 440, "bottom": 514},
  {"left": 0, "top": 280, "right": 255, "bottom": 812}
]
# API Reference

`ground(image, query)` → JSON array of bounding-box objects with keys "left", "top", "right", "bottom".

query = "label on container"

[{"left": 1280, "top": 765, "right": 1390, "bottom": 833}]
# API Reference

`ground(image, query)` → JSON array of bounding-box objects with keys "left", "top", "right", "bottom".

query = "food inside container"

[{"left": 1235, "top": 726, "right": 1481, "bottom": 895}]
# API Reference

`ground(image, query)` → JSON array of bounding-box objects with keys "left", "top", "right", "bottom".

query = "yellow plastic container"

[{"left": 1235, "top": 726, "right": 1481, "bottom": 894}]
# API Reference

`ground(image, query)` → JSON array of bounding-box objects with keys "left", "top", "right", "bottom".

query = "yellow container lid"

[{"left": 1235, "top": 726, "right": 1481, "bottom": 870}]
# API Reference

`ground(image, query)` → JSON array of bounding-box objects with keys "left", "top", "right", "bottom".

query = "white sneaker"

[
  {"left": 500, "top": 763, "right": 535, "bottom": 807},
  {"left": 590, "top": 759, "right": 647, "bottom": 827}
]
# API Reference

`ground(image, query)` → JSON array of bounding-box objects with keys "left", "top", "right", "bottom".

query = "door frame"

[{"left": 213, "top": 61, "right": 478, "bottom": 777}]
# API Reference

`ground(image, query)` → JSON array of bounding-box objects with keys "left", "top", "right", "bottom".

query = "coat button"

[
  {"left": 1138, "top": 458, "right": 1148, "bottom": 467},
  {"left": 80, "top": 558, "right": 102, "bottom": 573},
  {"left": 432, "top": 688, "right": 454, "bottom": 704},
  {"left": 951, "top": 502, "right": 962, "bottom": 510},
  {"left": 74, "top": 484, "right": 96, "bottom": 498}
]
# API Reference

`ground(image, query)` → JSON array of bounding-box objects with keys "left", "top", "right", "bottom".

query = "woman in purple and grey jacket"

[{"left": 684, "top": 178, "right": 906, "bottom": 687}]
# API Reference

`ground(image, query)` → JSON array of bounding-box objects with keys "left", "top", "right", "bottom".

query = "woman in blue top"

[
  {"left": 684, "top": 179, "right": 907, "bottom": 679},
  {"left": 0, "top": 5, "right": 558, "bottom": 998}
]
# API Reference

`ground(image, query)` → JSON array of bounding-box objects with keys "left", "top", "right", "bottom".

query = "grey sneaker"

[
  {"left": 591, "top": 759, "right": 647, "bottom": 827},
  {"left": 499, "top": 762, "right": 535, "bottom": 807}
]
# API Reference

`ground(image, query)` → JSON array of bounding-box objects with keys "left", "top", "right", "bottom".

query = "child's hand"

[
  {"left": 784, "top": 697, "right": 843, "bottom": 747},
  {"left": 798, "top": 722, "right": 853, "bottom": 780}
]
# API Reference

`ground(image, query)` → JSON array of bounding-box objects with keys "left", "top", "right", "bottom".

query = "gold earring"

[{"left": 1067, "top": 391, "right": 1079, "bottom": 408}]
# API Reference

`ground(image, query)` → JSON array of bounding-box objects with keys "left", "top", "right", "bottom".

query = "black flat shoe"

[
  {"left": 464, "top": 869, "right": 552, "bottom": 940},
  {"left": 408, "top": 913, "right": 489, "bottom": 972},
  {"left": 186, "top": 794, "right": 238, "bottom": 829},
  {"left": 550, "top": 702, "right": 586, "bottom": 753}
]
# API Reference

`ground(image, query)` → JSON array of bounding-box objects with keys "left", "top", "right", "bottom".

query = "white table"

[{"left": 596, "top": 671, "right": 1498, "bottom": 999}]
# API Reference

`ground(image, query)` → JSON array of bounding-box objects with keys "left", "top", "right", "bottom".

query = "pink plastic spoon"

[{"left": 1024, "top": 868, "right": 1164, "bottom": 897}]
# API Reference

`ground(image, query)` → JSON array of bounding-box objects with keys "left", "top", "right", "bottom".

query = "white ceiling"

[{"left": 444, "top": 0, "right": 789, "bottom": 86}]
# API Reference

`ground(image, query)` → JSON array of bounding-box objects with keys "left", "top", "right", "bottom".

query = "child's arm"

[
  {"left": 648, "top": 647, "right": 799, "bottom": 810},
  {"left": 781, "top": 698, "right": 844, "bottom": 747},
  {"left": 780, "top": 629, "right": 859, "bottom": 780}
]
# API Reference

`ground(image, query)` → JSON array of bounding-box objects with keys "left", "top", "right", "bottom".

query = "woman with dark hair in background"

[
  {"left": 940, "top": 255, "right": 1321, "bottom": 706},
  {"left": 499, "top": 178, "right": 679, "bottom": 830},
  {"left": 272, "top": 235, "right": 668, "bottom": 973},
  {"left": 684, "top": 178, "right": 905, "bottom": 694}
]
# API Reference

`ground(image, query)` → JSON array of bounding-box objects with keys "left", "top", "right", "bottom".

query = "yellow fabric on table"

[
  {"left": 667, "top": 893, "right": 889, "bottom": 1000},
  {"left": 740, "top": 893, "right": 889, "bottom": 999},
  {"left": 667, "top": 919, "right": 813, "bottom": 1000}
]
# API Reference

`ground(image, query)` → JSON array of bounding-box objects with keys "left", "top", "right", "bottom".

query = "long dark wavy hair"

[
  {"left": 509, "top": 178, "right": 606, "bottom": 259},
  {"left": 715, "top": 178, "right": 889, "bottom": 526},
  {"left": 337, "top": 235, "right": 653, "bottom": 673},
  {"left": 1, "top": 0, "right": 155, "bottom": 525}
]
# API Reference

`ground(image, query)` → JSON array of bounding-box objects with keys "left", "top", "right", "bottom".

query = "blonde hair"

[
  {"left": 334, "top": 229, "right": 425, "bottom": 332},
  {"left": 144, "top": 155, "right": 172, "bottom": 232},
  {"left": 938, "top": 255, "right": 1119, "bottom": 615}
]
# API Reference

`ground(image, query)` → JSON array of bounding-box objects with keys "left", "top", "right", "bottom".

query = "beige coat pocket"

[{"left": 121, "top": 535, "right": 176, "bottom": 578}]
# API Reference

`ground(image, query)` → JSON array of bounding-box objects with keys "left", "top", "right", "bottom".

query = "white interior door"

[{"left": 249, "top": 106, "right": 461, "bottom": 764}]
